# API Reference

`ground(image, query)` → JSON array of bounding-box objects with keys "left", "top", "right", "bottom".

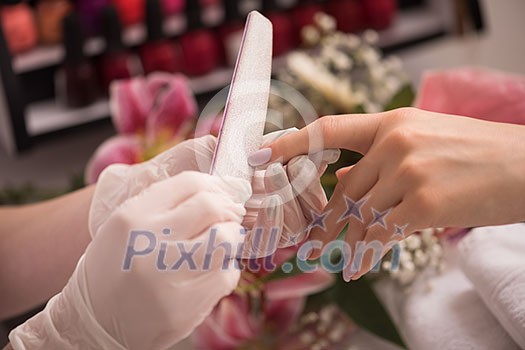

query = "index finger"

[{"left": 249, "top": 113, "right": 384, "bottom": 166}]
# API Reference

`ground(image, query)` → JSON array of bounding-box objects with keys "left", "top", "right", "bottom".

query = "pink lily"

[
  {"left": 192, "top": 247, "right": 335, "bottom": 349},
  {"left": 85, "top": 73, "right": 198, "bottom": 184}
]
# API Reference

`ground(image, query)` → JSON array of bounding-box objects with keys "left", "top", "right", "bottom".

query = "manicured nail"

[
  {"left": 308, "top": 249, "right": 320, "bottom": 261},
  {"left": 344, "top": 271, "right": 356, "bottom": 282},
  {"left": 248, "top": 148, "right": 272, "bottom": 167}
]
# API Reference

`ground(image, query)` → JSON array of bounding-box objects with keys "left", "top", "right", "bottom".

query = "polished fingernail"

[{"left": 248, "top": 148, "right": 272, "bottom": 167}]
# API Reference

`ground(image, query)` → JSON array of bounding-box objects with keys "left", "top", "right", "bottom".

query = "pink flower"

[
  {"left": 416, "top": 67, "right": 525, "bottom": 125},
  {"left": 84, "top": 136, "right": 142, "bottom": 185},
  {"left": 85, "top": 73, "right": 198, "bottom": 184},
  {"left": 192, "top": 248, "right": 335, "bottom": 349},
  {"left": 111, "top": 72, "right": 197, "bottom": 136}
]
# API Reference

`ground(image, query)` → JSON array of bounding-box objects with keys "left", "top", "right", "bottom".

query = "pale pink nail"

[{"left": 248, "top": 148, "right": 272, "bottom": 167}]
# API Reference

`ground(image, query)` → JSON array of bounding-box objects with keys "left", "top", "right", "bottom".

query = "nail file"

[{"left": 210, "top": 11, "right": 273, "bottom": 181}]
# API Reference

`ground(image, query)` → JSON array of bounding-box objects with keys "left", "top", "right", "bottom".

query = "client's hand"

[{"left": 250, "top": 108, "right": 525, "bottom": 281}]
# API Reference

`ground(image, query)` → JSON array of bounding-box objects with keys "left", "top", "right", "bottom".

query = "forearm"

[{"left": 0, "top": 186, "right": 94, "bottom": 320}]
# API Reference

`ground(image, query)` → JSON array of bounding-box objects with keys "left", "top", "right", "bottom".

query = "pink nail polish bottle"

[
  {"left": 180, "top": 0, "right": 221, "bottom": 76},
  {"left": 98, "top": 5, "right": 142, "bottom": 92},
  {"left": 139, "top": 0, "right": 183, "bottom": 74},
  {"left": 0, "top": 0, "right": 37, "bottom": 54},
  {"left": 263, "top": 0, "right": 295, "bottom": 56},
  {"left": 162, "top": 0, "right": 184, "bottom": 15}
]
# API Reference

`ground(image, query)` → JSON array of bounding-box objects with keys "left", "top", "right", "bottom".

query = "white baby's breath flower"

[
  {"left": 344, "top": 34, "right": 361, "bottom": 50},
  {"left": 384, "top": 55, "right": 403, "bottom": 72},
  {"left": 413, "top": 249, "right": 428, "bottom": 267},
  {"left": 302, "top": 25, "right": 321, "bottom": 46},
  {"left": 314, "top": 12, "right": 337, "bottom": 34},
  {"left": 404, "top": 235, "right": 422, "bottom": 251},
  {"left": 363, "top": 101, "right": 382, "bottom": 113},
  {"left": 363, "top": 29, "right": 379, "bottom": 44}
]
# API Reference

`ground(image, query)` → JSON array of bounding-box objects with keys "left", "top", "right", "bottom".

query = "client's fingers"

[
  {"left": 308, "top": 158, "right": 380, "bottom": 260},
  {"left": 249, "top": 114, "right": 383, "bottom": 166},
  {"left": 242, "top": 195, "right": 284, "bottom": 258}
]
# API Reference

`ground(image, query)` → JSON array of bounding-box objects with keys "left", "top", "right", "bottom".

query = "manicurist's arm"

[{"left": 0, "top": 186, "right": 94, "bottom": 320}]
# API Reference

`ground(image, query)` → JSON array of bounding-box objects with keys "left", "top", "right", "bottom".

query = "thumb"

[{"left": 248, "top": 113, "right": 383, "bottom": 166}]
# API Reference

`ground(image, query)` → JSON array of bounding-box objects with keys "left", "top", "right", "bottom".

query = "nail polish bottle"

[
  {"left": 0, "top": 0, "right": 37, "bottom": 54},
  {"left": 291, "top": 0, "right": 325, "bottom": 41},
  {"left": 58, "top": 13, "right": 99, "bottom": 108},
  {"left": 139, "top": 0, "right": 183, "bottom": 74},
  {"left": 325, "top": 0, "right": 365, "bottom": 33},
  {"left": 362, "top": 0, "right": 397, "bottom": 30},
  {"left": 111, "top": 0, "right": 145, "bottom": 27},
  {"left": 263, "top": 0, "right": 294, "bottom": 56},
  {"left": 35, "top": 0, "right": 73, "bottom": 45},
  {"left": 181, "top": 0, "right": 221, "bottom": 76},
  {"left": 162, "top": 0, "right": 184, "bottom": 15},
  {"left": 98, "top": 5, "right": 142, "bottom": 92},
  {"left": 218, "top": 0, "right": 244, "bottom": 66},
  {"left": 76, "top": 0, "right": 109, "bottom": 35}
]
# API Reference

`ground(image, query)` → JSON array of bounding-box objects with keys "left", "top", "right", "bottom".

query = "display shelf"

[
  {"left": 25, "top": 54, "right": 290, "bottom": 138},
  {"left": 26, "top": 99, "right": 110, "bottom": 137},
  {"left": 378, "top": 6, "right": 448, "bottom": 49},
  {"left": 12, "top": 5, "right": 446, "bottom": 75},
  {"left": 11, "top": 5, "right": 228, "bottom": 74}
]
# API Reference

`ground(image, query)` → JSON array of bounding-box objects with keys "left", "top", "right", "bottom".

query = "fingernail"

[
  {"left": 308, "top": 249, "right": 320, "bottom": 261},
  {"left": 248, "top": 148, "right": 272, "bottom": 167},
  {"left": 344, "top": 270, "right": 357, "bottom": 282}
]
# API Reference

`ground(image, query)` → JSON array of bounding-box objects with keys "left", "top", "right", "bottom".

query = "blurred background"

[{"left": 0, "top": 0, "right": 524, "bottom": 346}]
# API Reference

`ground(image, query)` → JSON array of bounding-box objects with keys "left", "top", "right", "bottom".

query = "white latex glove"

[
  {"left": 9, "top": 172, "right": 251, "bottom": 350},
  {"left": 89, "top": 131, "right": 340, "bottom": 257}
]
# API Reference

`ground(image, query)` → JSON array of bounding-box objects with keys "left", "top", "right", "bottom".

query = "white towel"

[
  {"left": 374, "top": 246, "right": 519, "bottom": 350},
  {"left": 458, "top": 223, "right": 525, "bottom": 348}
]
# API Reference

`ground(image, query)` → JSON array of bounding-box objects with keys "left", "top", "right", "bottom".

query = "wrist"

[{"left": 9, "top": 257, "right": 124, "bottom": 350}]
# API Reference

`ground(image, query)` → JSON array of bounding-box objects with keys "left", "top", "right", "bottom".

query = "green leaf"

[
  {"left": 333, "top": 274, "right": 406, "bottom": 348},
  {"left": 261, "top": 256, "right": 319, "bottom": 283},
  {"left": 385, "top": 84, "right": 416, "bottom": 111}
]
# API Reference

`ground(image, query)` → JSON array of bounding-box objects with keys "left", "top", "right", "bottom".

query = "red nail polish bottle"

[
  {"left": 98, "top": 5, "right": 142, "bottom": 92},
  {"left": 180, "top": 0, "right": 221, "bottom": 76},
  {"left": 58, "top": 13, "right": 99, "bottom": 108},
  {"left": 218, "top": 0, "right": 244, "bottom": 67},
  {"left": 291, "top": 0, "right": 325, "bottom": 43},
  {"left": 139, "top": 0, "right": 183, "bottom": 74},
  {"left": 162, "top": 0, "right": 185, "bottom": 15},
  {"left": 111, "top": 0, "right": 145, "bottom": 27},
  {"left": 325, "top": 0, "right": 366, "bottom": 33},
  {"left": 362, "top": 0, "right": 397, "bottom": 30},
  {"left": 0, "top": 0, "right": 38, "bottom": 54},
  {"left": 263, "top": 0, "right": 295, "bottom": 56}
]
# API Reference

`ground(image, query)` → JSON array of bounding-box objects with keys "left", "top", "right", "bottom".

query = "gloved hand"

[
  {"left": 89, "top": 130, "right": 340, "bottom": 257},
  {"left": 9, "top": 172, "right": 252, "bottom": 350}
]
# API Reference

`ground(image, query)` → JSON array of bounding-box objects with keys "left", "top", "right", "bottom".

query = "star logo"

[
  {"left": 338, "top": 196, "right": 367, "bottom": 223},
  {"left": 307, "top": 209, "right": 331, "bottom": 232},
  {"left": 393, "top": 224, "right": 408, "bottom": 238},
  {"left": 368, "top": 208, "right": 390, "bottom": 229}
]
